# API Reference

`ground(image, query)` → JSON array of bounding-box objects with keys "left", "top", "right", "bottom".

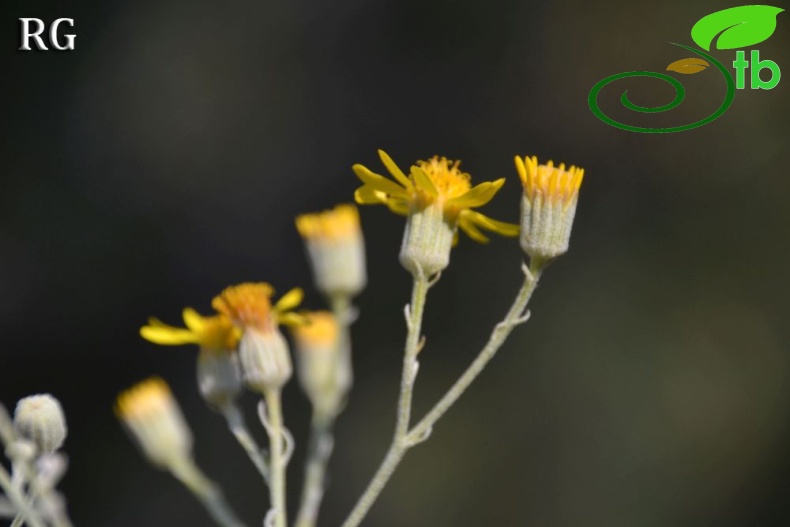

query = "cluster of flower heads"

[{"left": 115, "top": 147, "right": 584, "bottom": 474}]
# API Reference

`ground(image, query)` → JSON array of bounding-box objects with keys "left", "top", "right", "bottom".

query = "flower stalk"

[
  {"left": 340, "top": 258, "right": 544, "bottom": 527},
  {"left": 262, "top": 389, "right": 288, "bottom": 527},
  {"left": 294, "top": 415, "right": 335, "bottom": 527}
]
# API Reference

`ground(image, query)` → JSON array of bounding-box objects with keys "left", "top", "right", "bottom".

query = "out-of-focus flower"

[
  {"left": 140, "top": 310, "right": 243, "bottom": 409},
  {"left": 115, "top": 378, "right": 193, "bottom": 468},
  {"left": 290, "top": 311, "right": 350, "bottom": 419},
  {"left": 212, "top": 283, "right": 304, "bottom": 392},
  {"left": 296, "top": 204, "right": 367, "bottom": 298},
  {"left": 14, "top": 394, "right": 67, "bottom": 454}
]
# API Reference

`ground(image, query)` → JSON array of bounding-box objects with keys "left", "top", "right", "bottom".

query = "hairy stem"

[
  {"left": 340, "top": 271, "right": 430, "bottom": 527},
  {"left": 408, "top": 261, "right": 542, "bottom": 442},
  {"left": 263, "top": 390, "right": 287, "bottom": 527},
  {"left": 341, "top": 260, "right": 544, "bottom": 527}
]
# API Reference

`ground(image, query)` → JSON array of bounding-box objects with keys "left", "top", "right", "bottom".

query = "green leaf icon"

[{"left": 691, "top": 5, "right": 784, "bottom": 51}]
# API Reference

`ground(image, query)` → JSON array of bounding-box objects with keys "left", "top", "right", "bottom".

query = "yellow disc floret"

[
  {"left": 212, "top": 282, "right": 305, "bottom": 332},
  {"left": 212, "top": 282, "right": 276, "bottom": 331},
  {"left": 413, "top": 156, "right": 471, "bottom": 204}
]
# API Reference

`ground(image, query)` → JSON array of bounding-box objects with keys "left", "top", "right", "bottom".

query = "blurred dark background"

[{"left": 2, "top": 0, "right": 790, "bottom": 525}]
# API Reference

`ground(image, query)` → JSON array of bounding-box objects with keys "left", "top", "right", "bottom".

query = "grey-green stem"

[
  {"left": 220, "top": 403, "right": 270, "bottom": 484},
  {"left": 340, "top": 259, "right": 543, "bottom": 527},
  {"left": 2, "top": 464, "right": 44, "bottom": 527},
  {"left": 339, "top": 270, "right": 430, "bottom": 527},
  {"left": 294, "top": 414, "right": 335, "bottom": 527},
  {"left": 263, "top": 390, "right": 287, "bottom": 527},
  {"left": 169, "top": 457, "right": 247, "bottom": 527}
]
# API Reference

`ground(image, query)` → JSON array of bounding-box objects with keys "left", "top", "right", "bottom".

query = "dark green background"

[{"left": 2, "top": 0, "right": 789, "bottom": 525}]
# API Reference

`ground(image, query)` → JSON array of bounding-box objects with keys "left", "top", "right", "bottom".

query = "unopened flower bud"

[
  {"left": 14, "top": 394, "right": 67, "bottom": 454},
  {"left": 239, "top": 327, "right": 293, "bottom": 393},
  {"left": 115, "top": 378, "right": 193, "bottom": 468},
  {"left": 296, "top": 205, "right": 367, "bottom": 298},
  {"left": 515, "top": 155, "right": 584, "bottom": 261}
]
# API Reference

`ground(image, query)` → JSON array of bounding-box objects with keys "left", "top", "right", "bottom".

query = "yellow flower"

[
  {"left": 514, "top": 155, "right": 584, "bottom": 260},
  {"left": 211, "top": 282, "right": 305, "bottom": 333},
  {"left": 353, "top": 150, "right": 519, "bottom": 243},
  {"left": 140, "top": 309, "right": 240, "bottom": 351}
]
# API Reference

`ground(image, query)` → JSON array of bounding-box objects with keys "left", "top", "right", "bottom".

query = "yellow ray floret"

[
  {"left": 514, "top": 155, "right": 584, "bottom": 205},
  {"left": 212, "top": 282, "right": 305, "bottom": 332},
  {"left": 295, "top": 204, "right": 361, "bottom": 242},
  {"left": 353, "top": 149, "right": 519, "bottom": 243},
  {"left": 140, "top": 309, "right": 240, "bottom": 351}
]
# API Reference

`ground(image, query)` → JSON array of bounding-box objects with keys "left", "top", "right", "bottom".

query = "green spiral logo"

[
  {"left": 588, "top": 43, "right": 735, "bottom": 134},
  {"left": 588, "top": 6, "right": 786, "bottom": 133}
]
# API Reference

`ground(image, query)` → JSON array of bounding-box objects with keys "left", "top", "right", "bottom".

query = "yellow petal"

[
  {"left": 182, "top": 308, "right": 206, "bottom": 332},
  {"left": 462, "top": 210, "right": 520, "bottom": 237},
  {"left": 278, "top": 311, "right": 309, "bottom": 327},
  {"left": 385, "top": 198, "right": 410, "bottom": 216},
  {"left": 355, "top": 186, "right": 388, "bottom": 205},
  {"left": 447, "top": 178, "right": 505, "bottom": 208},
  {"left": 458, "top": 214, "right": 491, "bottom": 243},
  {"left": 274, "top": 287, "right": 304, "bottom": 313},
  {"left": 378, "top": 150, "right": 413, "bottom": 189},
  {"left": 140, "top": 325, "right": 198, "bottom": 345},
  {"left": 410, "top": 165, "right": 438, "bottom": 197},
  {"left": 352, "top": 165, "right": 409, "bottom": 198},
  {"left": 514, "top": 156, "right": 528, "bottom": 185}
]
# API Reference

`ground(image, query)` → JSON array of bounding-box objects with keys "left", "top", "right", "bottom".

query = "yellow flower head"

[
  {"left": 212, "top": 282, "right": 305, "bottom": 332},
  {"left": 515, "top": 156, "right": 584, "bottom": 207},
  {"left": 353, "top": 149, "right": 519, "bottom": 243},
  {"left": 514, "top": 155, "right": 584, "bottom": 261},
  {"left": 290, "top": 311, "right": 339, "bottom": 349},
  {"left": 296, "top": 204, "right": 361, "bottom": 243},
  {"left": 140, "top": 309, "right": 240, "bottom": 351}
]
